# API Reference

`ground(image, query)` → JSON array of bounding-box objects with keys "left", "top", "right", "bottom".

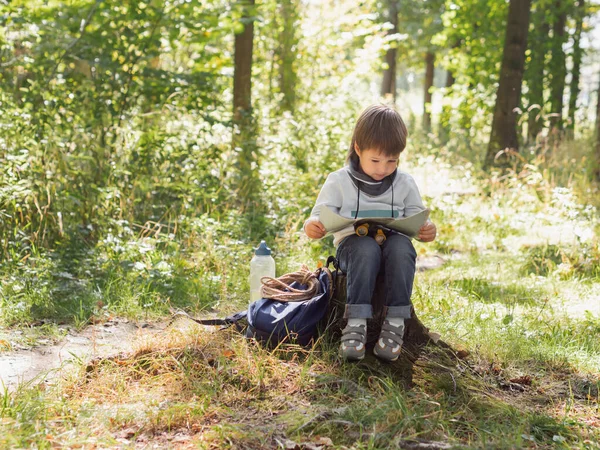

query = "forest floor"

[
  {"left": 1, "top": 154, "right": 599, "bottom": 449},
  {"left": 0, "top": 255, "right": 444, "bottom": 392}
]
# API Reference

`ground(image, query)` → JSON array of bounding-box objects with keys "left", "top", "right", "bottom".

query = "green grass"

[
  {"left": 1, "top": 324, "right": 598, "bottom": 448},
  {"left": 2, "top": 0, "right": 600, "bottom": 445},
  {"left": 2, "top": 132, "right": 600, "bottom": 447}
]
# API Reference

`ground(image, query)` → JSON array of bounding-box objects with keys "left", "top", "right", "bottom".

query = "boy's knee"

[
  {"left": 384, "top": 234, "right": 417, "bottom": 260},
  {"left": 350, "top": 235, "right": 382, "bottom": 261}
]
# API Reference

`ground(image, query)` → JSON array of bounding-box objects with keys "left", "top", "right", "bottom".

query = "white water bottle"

[{"left": 250, "top": 241, "right": 276, "bottom": 303}]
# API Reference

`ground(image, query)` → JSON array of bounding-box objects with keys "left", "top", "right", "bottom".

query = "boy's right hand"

[{"left": 305, "top": 220, "right": 326, "bottom": 239}]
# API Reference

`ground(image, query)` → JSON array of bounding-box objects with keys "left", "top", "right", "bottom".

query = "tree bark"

[
  {"left": 278, "top": 0, "right": 298, "bottom": 112},
  {"left": 485, "top": 0, "right": 532, "bottom": 169},
  {"left": 525, "top": 8, "right": 549, "bottom": 143},
  {"left": 438, "top": 69, "right": 455, "bottom": 143},
  {"left": 549, "top": 0, "right": 567, "bottom": 131},
  {"left": 328, "top": 272, "right": 454, "bottom": 386},
  {"left": 233, "top": 0, "right": 255, "bottom": 121},
  {"left": 232, "top": 0, "right": 259, "bottom": 207},
  {"left": 567, "top": 0, "right": 584, "bottom": 136},
  {"left": 380, "top": 0, "right": 399, "bottom": 101},
  {"left": 595, "top": 77, "right": 600, "bottom": 181},
  {"left": 423, "top": 52, "right": 435, "bottom": 132}
]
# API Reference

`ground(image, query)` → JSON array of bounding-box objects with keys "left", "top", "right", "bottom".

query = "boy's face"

[{"left": 355, "top": 146, "right": 399, "bottom": 181}]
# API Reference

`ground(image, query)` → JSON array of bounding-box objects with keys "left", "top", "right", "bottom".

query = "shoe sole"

[
  {"left": 340, "top": 352, "right": 365, "bottom": 361},
  {"left": 373, "top": 347, "right": 399, "bottom": 362}
]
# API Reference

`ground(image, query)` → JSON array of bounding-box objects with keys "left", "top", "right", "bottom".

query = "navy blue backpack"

[
  {"left": 183, "top": 258, "right": 337, "bottom": 347},
  {"left": 245, "top": 266, "right": 333, "bottom": 346}
]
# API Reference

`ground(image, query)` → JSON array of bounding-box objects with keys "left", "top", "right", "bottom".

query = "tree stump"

[{"left": 325, "top": 271, "right": 451, "bottom": 386}]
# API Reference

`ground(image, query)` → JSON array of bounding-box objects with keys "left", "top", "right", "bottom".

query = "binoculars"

[{"left": 355, "top": 223, "right": 388, "bottom": 245}]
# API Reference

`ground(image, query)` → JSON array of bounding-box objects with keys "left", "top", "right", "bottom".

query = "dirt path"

[{"left": 0, "top": 318, "right": 164, "bottom": 392}]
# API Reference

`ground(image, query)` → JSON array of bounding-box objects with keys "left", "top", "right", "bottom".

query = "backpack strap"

[
  {"left": 169, "top": 310, "right": 247, "bottom": 332},
  {"left": 196, "top": 310, "right": 247, "bottom": 326},
  {"left": 326, "top": 255, "right": 339, "bottom": 271},
  {"left": 326, "top": 255, "right": 340, "bottom": 297}
]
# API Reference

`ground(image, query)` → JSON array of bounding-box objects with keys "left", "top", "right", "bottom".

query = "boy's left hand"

[{"left": 418, "top": 220, "right": 437, "bottom": 242}]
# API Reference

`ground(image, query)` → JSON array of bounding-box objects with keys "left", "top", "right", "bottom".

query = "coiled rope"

[{"left": 260, "top": 265, "right": 332, "bottom": 302}]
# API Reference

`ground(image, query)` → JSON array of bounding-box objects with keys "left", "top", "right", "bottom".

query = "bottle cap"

[{"left": 254, "top": 240, "right": 272, "bottom": 256}]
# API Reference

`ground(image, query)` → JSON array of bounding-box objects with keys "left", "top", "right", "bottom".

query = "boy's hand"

[
  {"left": 305, "top": 220, "right": 326, "bottom": 239},
  {"left": 418, "top": 220, "right": 437, "bottom": 242}
]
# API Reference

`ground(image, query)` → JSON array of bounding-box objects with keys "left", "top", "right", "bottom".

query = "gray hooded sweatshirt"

[{"left": 305, "top": 163, "right": 426, "bottom": 246}]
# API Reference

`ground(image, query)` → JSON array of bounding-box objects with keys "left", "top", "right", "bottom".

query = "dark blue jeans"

[{"left": 336, "top": 233, "right": 416, "bottom": 319}]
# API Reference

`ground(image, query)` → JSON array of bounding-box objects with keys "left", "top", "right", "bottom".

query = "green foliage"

[
  {"left": 0, "top": 0, "right": 270, "bottom": 325},
  {"left": 520, "top": 243, "right": 565, "bottom": 276},
  {"left": 521, "top": 241, "right": 600, "bottom": 279},
  {"left": 0, "top": 1, "right": 599, "bottom": 447},
  {"left": 394, "top": 0, "right": 446, "bottom": 63},
  {"left": 436, "top": 0, "right": 508, "bottom": 143}
]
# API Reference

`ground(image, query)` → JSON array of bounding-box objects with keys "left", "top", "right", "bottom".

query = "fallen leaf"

[
  {"left": 284, "top": 439, "right": 300, "bottom": 450},
  {"left": 313, "top": 436, "right": 334, "bottom": 446},
  {"left": 117, "top": 428, "right": 137, "bottom": 439},
  {"left": 510, "top": 375, "right": 532, "bottom": 386},
  {"left": 222, "top": 350, "right": 235, "bottom": 358},
  {"left": 456, "top": 350, "right": 470, "bottom": 359}
]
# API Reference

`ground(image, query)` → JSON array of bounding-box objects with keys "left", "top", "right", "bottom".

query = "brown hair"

[{"left": 346, "top": 104, "right": 408, "bottom": 163}]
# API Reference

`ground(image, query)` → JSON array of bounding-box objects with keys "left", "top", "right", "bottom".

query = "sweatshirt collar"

[{"left": 347, "top": 153, "right": 397, "bottom": 196}]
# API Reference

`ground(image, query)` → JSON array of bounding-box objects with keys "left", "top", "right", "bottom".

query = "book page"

[{"left": 319, "top": 205, "right": 430, "bottom": 238}]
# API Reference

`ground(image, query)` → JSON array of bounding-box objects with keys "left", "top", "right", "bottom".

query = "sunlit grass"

[
  {"left": 3, "top": 319, "right": 598, "bottom": 448},
  {"left": 2, "top": 121, "right": 600, "bottom": 447}
]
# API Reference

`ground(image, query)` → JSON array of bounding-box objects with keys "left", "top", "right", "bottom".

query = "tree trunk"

[
  {"left": 567, "top": 0, "right": 584, "bottom": 136},
  {"left": 445, "top": 70, "right": 455, "bottom": 90},
  {"left": 423, "top": 52, "right": 435, "bottom": 132},
  {"left": 328, "top": 273, "right": 454, "bottom": 386},
  {"left": 438, "top": 69, "right": 455, "bottom": 143},
  {"left": 549, "top": 0, "right": 567, "bottom": 131},
  {"left": 380, "top": 0, "right": 399, "bottom": 101},
  {"left": 485, "top": 0, "right": 532, "bottom": 169},
  {"left": 233, "top": 0, "right": 259, "bottom": 207},
  {"left": 278, "top": 0, "right": 298, "bottom": 112},
  {"left": 526, "top": 8, "right": 549, "bottom": 143},
  {"left": 595, "top": 77, "right": 600, "bottom": 181},
  {"left": 233, "top": 0, "right": 255, "bottom": 121}
]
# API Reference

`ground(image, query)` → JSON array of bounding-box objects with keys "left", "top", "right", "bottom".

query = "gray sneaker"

[
  {"left": 373, "top": 320, "right": 404, "bottom": 362},
  {"left": 339, "top": 324, "right": 367, "bottom": 361}
]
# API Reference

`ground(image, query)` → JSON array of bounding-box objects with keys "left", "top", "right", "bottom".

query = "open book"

[{"left": 319, "top": 205, "right": 430, "bottom": 238}]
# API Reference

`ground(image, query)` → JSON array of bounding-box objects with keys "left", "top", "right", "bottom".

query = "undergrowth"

[{"left": 1, "top": 103, "right": 600, "bottom": 448}]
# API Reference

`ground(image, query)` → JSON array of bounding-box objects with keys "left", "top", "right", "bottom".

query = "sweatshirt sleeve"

[
  {"left": 304, "top": 172, "right": 343, "bottom": 226},
  {"left": 402, "top": 174, "right": 426, "bottom": 218}
]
